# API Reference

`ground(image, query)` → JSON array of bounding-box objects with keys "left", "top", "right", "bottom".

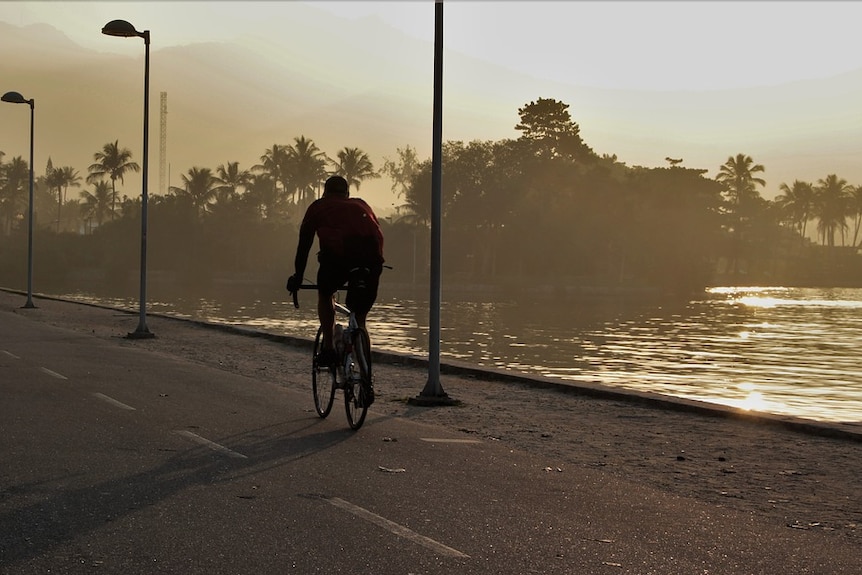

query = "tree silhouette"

[
  {"left": 6, "top": 96, "right": 862, "bottom": 290},
  {"left": 716, "top": 153, "right": 766, "bottom": 209},
  {"left": 214, "top": 161, "right": 252, "bottom": 204},
  {"left": 286, "top": 136, "right": 328, "bottom": 206},
  {"left": 515, "top": 97, "right": 594, "bottom": 161},
  {"left": 333, "top": 147, "right": 379, "bottom": 191},
  {"left": 382, "top": 145, "right": 419, "bottom": 201},
  {"left": 775, "top": 180, "right": 814, "bottom": 242},
  {"left": 813, "top": 174, "right": 852, "bottom": 247},
  {"left": 80, "top": 180, "right": 113, "bottom": 230},
  {"left": 46, "top": 165, "right": 81, "bottom": 231},
  {"left": 245, "top": 173, "right": 283, "bottom": 220},
  {"left": 253, "top": 144, "right": 289, "bottom": 203},
  {"left": 715, "top": 154, "right": 766, "bottom": 278},
  {"left": 169, "top": 167, "right": 218, "bottom": 219},
  {"left": 849, "top": 185, "right": 862, "bottom": 247},
  {"left": 0, "top": 156, "right": 29, "bottom": 234},
  {"left": 87, "top": 141, "right": 140, "bottom": 220}
]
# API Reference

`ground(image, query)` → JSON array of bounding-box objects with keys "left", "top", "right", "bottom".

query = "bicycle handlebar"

[{"left": 290, "top": 284, "right": 318, "bottom": 309}]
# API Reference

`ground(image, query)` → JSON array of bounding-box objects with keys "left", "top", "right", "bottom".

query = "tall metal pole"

[
  {"left": 2, "top": 90, "right": 37, "bottom": 309},
  {"left": 102, "top": 20, "right": 155, "bottom": 338},
  {"left": 24, "top": 99, "right": 35, "bottom": 308},
  {"left": 412, "top": 0, "right": 456, "bottom": 405},
  {"left": 129, "top": 29, "right": 153, "bottom": 337}
]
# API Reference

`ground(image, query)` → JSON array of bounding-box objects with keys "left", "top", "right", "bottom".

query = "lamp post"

[
  {"left": 2, "top": 91, "right": 37, "bottom": 309},
  {"left": 102, "top": 19, "right": 154, "bottom": 339},
  {"left": 410, "top": 1, "right": 457, "bottom": 406}
]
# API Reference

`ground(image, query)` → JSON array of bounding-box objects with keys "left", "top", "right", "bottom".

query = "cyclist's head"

[{"left": 323, "top": 175, "right": 350, "bottom": 198}]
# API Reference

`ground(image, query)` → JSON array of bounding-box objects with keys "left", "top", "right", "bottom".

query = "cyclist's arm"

[{"left": 293, "top": 219, "right": 315, "bottom": 281}]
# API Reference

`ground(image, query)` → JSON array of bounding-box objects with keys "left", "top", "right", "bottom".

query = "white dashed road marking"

[
  {"left": 420, "top": 438, "right": 482, "bottom": 444},
  {"left": 38, "top": 367, "right": 67, "bottom": 380},
  {"left": 93, "top": 392, "right": 136, "bottom": 411},
  {"left": 174, "top": 430, "right": 248, "bottom": 459},
  {"left": 1, "top": 350, "right": 20, "bottom": 359},
  {"left": 325, "top": 497, "right": 470, "bottom": 558}
]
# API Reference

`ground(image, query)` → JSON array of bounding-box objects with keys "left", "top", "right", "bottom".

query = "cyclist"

[{"left": 286, "top": 175, "right": 384, "bottom": 385}]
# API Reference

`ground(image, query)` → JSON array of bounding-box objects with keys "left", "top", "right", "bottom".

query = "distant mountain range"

[{"left": 3, "top": 17, "right": 862, "bottom": 211}]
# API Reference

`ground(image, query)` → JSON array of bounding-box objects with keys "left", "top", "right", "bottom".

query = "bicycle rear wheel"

[
  {"left": 344, "top": 328, "right": 372, "bottom": 430},
  {"left": 312, "top": 326, "right": 336, "bottom": 418}
]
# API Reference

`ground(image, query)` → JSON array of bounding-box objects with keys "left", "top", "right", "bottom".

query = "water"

[{"left": 54, "top": 284, "right": 862, "bottom": 424}]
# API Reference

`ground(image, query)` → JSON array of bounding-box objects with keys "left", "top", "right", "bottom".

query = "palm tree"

[
  {"left": 716, "top": 153, "right": 766, "bottom": 209},
  {"left": 0, "top": 155, "right": 29, "bottom": 234},
  {"left": 715, "top": 154, "right": 766, "bottom": 280},
  {"left": 214, "top": 161, "right": 252, "bottom": 204},
  {"left": 45, "top": 165, "right": 81, "bottom": 231},
  {"left": 244, "top": 173, "right": 284, "bottom": 220},
  {"left": 253, "top": 144, "right": 290, "bottom": 203},
  {"left": 813, "top": 174, "right": 852, "bottom": 247},
  {"left": 849, "top": 185, "right": 862, "bottom": 247},
  {"left": 87, "top": 140, "right": 140, "bottom": 220},
  {"left": 80, "top": 180, "right": 113, "bottom": 230},
  {"left": 775, "top": 180, "right": 814, "bottom": 241},
  {"left": 333, "top": 147, "right": 380, "bottom": 191},
  {"left": 169, "top": 167, "right": 218, "bottom": 218},
  {"left": 286, "top": 136, "right": 328, "bottom": 205},
  {"left": 58, "top": 166, "right": 81, "bottom": 204}
]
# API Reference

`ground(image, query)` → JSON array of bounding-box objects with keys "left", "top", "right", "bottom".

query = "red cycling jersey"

[{"left": 294, "top": 195, "right": 384, "bottom": 278}]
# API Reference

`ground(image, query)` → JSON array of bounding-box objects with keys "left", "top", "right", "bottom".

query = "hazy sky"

[
  {"left": 3, "top": 1, "right": 862, "bottom": 208},
  {"left": 4, "top": 1, "right": 862, "bottom": 91}
]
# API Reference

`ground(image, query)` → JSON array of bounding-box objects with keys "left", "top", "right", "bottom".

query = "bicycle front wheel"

[
  {"left": 344, "top": 328, "right": 372, "bottom": 430},
  {"left": 312, "top": 326, "right": 336, "bottom": 418}
]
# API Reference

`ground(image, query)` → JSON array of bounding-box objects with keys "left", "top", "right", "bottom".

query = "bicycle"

[{"left": 291, "top": 274, "right": 374, "bottom": 430}]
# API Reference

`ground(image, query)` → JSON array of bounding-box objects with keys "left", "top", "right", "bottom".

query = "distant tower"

[{"left": 159, "top": 92, "right": 167, "bottom": 194}]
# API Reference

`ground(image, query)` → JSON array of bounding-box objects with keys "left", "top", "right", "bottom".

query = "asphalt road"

[{"left": 1, "top": 309, "right": 858, "bottom": 574}]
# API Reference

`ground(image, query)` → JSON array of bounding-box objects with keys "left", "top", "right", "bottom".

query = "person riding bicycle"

[{"left": 286, "top": 175, "right": 384, "bottom": 375}]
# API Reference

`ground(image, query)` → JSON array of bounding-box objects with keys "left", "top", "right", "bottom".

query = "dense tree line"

[{"left": 2, "top": 97, "right": 862, "bottom": 295}]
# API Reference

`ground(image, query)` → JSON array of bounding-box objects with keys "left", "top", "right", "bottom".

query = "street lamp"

[
  {"left": 410, "top": 1, "right": 457, "bottom": 406},
  {"left": 102, "top": 19, "right": 154, "bottom": 339},
  {"left": 2, "top": 90, "right": 37, "bottom": 309}
]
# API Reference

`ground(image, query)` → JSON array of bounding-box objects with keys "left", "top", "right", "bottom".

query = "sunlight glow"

[
  {"left": 738, "top": 296, "right": 781, "bottom": 308},
  {"left": 736, "top": 391, "right": 769, "bottom": 412}
]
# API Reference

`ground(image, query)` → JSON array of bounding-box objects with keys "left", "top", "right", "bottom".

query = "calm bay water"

[{"left": 56, "top": 284, "right": 862, "bottom": 424}]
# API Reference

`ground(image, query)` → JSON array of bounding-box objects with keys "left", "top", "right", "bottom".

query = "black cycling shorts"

[{"left": 317, "top": 263, "right": 381, "bottom": 317}]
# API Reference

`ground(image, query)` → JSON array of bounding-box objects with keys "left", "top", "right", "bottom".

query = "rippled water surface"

[{"left": 59, "top": 285, "right": 862, "bottom": 424}]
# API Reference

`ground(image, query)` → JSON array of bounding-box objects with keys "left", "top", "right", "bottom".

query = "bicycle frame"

[
  {"left": 292, "top": 284, "right": 373, "bottom": 429},
  {"left": 334, "top": 301, "right": 360, "bottom": 383}
]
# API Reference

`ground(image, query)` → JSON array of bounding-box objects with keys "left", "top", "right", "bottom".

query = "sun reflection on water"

[{"left": 717, "top": 382, "right": 787, "bottom": 413}]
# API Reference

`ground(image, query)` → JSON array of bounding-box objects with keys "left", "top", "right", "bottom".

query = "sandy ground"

[{"left": 2, "top": 289, "right": 861, "bottom": 546}]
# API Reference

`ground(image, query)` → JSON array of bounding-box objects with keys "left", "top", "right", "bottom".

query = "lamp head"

[
  {"left": 102, "top": 19, "right": 141, "bottom": 38},
  {"left": 2, "top": 91, "right": 30, "bottom": 105}
]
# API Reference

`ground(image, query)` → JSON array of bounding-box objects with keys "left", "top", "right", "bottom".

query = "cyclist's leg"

[
  {"left": 317, "top": 291, "right": 336, "bottom": 351},
  {"left": 346, "top": 266, "right": 379, "bottom": 406},
  {"left": 316, "top": 264, "right": 344, "bottom": 363},
  {"left": 346, "top": 266, "right": 381, "bottom": 328}
]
